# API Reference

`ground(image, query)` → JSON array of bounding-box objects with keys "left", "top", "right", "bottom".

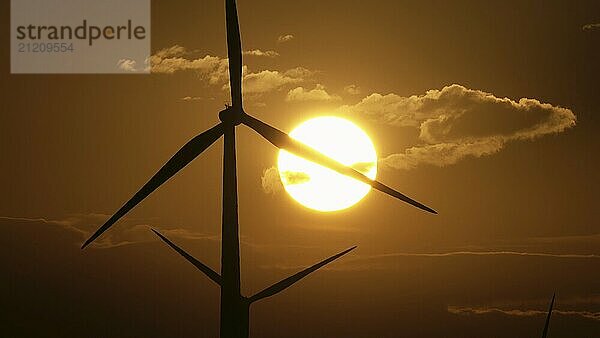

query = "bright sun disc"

[{"left": 277, "top": 116, "right": 377, "bottom": 212}]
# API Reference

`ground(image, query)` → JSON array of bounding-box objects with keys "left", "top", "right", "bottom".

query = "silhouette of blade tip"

[
  {"left": 80, "top": 124, "right": 224, "bottom": 249},
  {"left": 242, "top": 113, "right": 438, "bottom": 215},
  {"left": 400, "top": 197, "right": 437, "bottom": 214},
  {"left": 337, "top": 246, "right": 357, "bottom": 257},
  {"left": 80, "top": 239, "right": 92, "bottom": 250},
  {"left": 151, "top": 229, "right": 170, "bottom": 243}
]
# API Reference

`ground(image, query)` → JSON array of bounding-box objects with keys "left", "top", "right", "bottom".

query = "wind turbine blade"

[
  {"left": 151, "top": 229, "right": 222, "bottom": 286},
  {"left": 541, "top": 293, "right": 555, "bottom": 338},
  {"left": 225, "top": 0, "right": 243, "bottom": 107},
  {"left": 249, "top": 246, "right": 356, "bottom": 303},
  {"left": 81, "top": 123, "right": 225, "bottom": 249},
  {"left": 241, "top": 113, "right": 437, "bottom": 214}
]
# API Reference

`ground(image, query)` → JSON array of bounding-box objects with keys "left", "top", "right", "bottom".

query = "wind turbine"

[
  {"left": 151, "top": 229, "right": 356, "bottom": 337},
  {"left": 541, "top": 293, "right": 555, "bottom": 338},
  {"left": 81, "top": 0, "right": 436, "bottom": 337}
]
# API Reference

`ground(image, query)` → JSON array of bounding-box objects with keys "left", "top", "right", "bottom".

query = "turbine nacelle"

[{"left": 219, "top": 105, "right": 244, "bottom": 126}]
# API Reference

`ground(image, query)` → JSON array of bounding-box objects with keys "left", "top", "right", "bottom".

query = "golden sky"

[{"left": 1, "top": 0, "right": 599, "bottom": 336}]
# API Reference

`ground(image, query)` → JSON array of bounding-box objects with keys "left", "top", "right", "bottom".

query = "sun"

[{"left": 277, "top": 116, "right": 377, "bottom": 212}]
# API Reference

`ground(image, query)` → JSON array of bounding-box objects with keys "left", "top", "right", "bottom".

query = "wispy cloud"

[
  {"left": 117, "top": 59, "right": 139, "bottom": 72},
  {"left": 268, "top": 240, "right": 600, "bottom": 271},
  {"left": 150, "top": 45, "right": 229, "bottom": 84},
  {"left": 358, "top": 251, "right": 600, "bottom": 260},
  {"left": 343, "top": 84, "right": 361, "bottom": 95},
  {"left": 151, "top": 46, "right": 316, "bottom": 99},
  {"left": 286, "top": 84, "right": 341, "bottom": 102},
  {"left": 277, "top": 34, "right": 294, "bottom": 43},
  {"left": 239, "top": 69, "right": 304, "bottom": 94},
  {"left": 448, "top": 305, "right": 600, "bottom": 321},
  {"left": 0, "top": 215, "right": 217, "bottom": 249},
  {"left": 179, "top": 96, "right": 206, "bottom": 102},
  {"left": 261, "top": 166, "right": 283, "bottom": 194},
  {"left": 243, "top": 49, "right": 280, "bottom": 58},
  {"left": 280, "top": 170, "right": 311, "bottom": 185},
  {"left": 262, "top": 248, "right": 600, "bottom": 273}
]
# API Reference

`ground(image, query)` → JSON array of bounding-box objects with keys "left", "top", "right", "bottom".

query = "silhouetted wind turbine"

[
  {"left": 81, "top": 0, "right": 436, "bottom": 337},
  {"left": 151, "top": 229, "right": 356, "bottom": 336},
  {"left": 541, "top": 293, "right": 555, "bottom": 338}
]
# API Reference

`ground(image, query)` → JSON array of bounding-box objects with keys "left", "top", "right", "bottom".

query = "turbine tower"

[{"left": 81, "top": 1, "right": 436, "bottom": 337}]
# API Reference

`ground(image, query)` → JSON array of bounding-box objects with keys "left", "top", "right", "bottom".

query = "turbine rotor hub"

[{"left": 219, "top": 106, "right": 244, "bottom": 126}]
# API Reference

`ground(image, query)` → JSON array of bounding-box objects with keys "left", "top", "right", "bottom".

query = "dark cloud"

[
  {"left": 582, "top": 23, "right": 600, "bottom": 31},
  {"left": 448, "top": 305, "right": 600, "bottom": 321},
  {"left": 340, "top": 85, "right": 576, "bottom": 170},
  {"left": 1, "top": 217, "right": 598, "bottom": 336},
  {"left": 0, "top": 215, "right": 217, "bottom": 249}
]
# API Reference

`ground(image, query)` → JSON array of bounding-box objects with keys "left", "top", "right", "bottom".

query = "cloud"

[
  {"left": 152, "top": 46, "right": 316, "bottom": 98},
  {"left": 154, "top": 45, "right": 187, "bottom": 58},
  {"left": 340, "top": 84, "right": 576, "bottom": 170},
  {"left": 280, "top": 171, "right": 311, "bottom": 185},
  {"left": 261, "top": 166, "right": 283, "bottom": 194},
  {"left": 260, "top": 161, "right": 375, "bottom": 195},
  {"left": 284, "top": 66, "right": 316, "bottom": 79},
  {"left": 179, "top": 96, "right": 217, "bottom": 102},
  {"left": 117, "top": 59, "right": 138, "bottom": 72},
  {"left": 224, "top": 67, "right": 314, "bottom": 96},
  {"left": 180, "top": 96, "right": 204, "bottom": 101},
  {"left": 357, "top": 251, "right": 600, "bottom": 260},
  {"left": 582, "top": 23, "right": 600, "bottom": 31},
  {"left": 343, "top": 84, "right": 361, "bottom": 95},
  {"left": 241, "top": 70, "right": 304, "bottom": 94},
  {"left": 150, "top": 45, "right": 229, "bottom": 84},
  {"left": 243, "top": 49, "right": 280, "bottom": 58},
  {"left": 0, "top": 215, "right": 217, "bottom": 249},
  {"left": 222, "top": 67, "right": 315, "bottom": 96},
  {"left": 448, "top": 306, "right": 600, "bottom": 321},
  {"left": 286, "top": 84, "right": 341, "bottom": 102},
  {"left": 277, "top": 34, "right": 295, "bottom": 43},
  {"left": 300, "top": 248, "right": 594, "bottom": 272},
  {"left": 381, "top": 139, "right": 504, "bottom": 170}
]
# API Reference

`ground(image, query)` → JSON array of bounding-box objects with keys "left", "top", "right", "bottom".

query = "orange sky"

[{"left": 1, "top": 0, "right": 599, "bottom": 337}]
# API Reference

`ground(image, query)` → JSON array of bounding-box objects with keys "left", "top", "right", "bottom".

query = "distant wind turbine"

[
  {"left": 541, "top": 293, "right": 555, "bottom": 338},
  {"left": 81, "top": 0, "right": 436, "bottom": 337}
]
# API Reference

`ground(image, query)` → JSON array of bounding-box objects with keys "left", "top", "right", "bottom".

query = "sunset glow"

[{"left": 277, "top": 116, "right": 378, "bottom": 211}]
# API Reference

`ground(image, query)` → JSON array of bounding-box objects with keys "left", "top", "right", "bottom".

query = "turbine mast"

[
  {"left": 221, "top": 0, "right": 247, "bottom": 336},
  {"left": 221, "top": 121, "right": 247, "bottom": 337}
]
